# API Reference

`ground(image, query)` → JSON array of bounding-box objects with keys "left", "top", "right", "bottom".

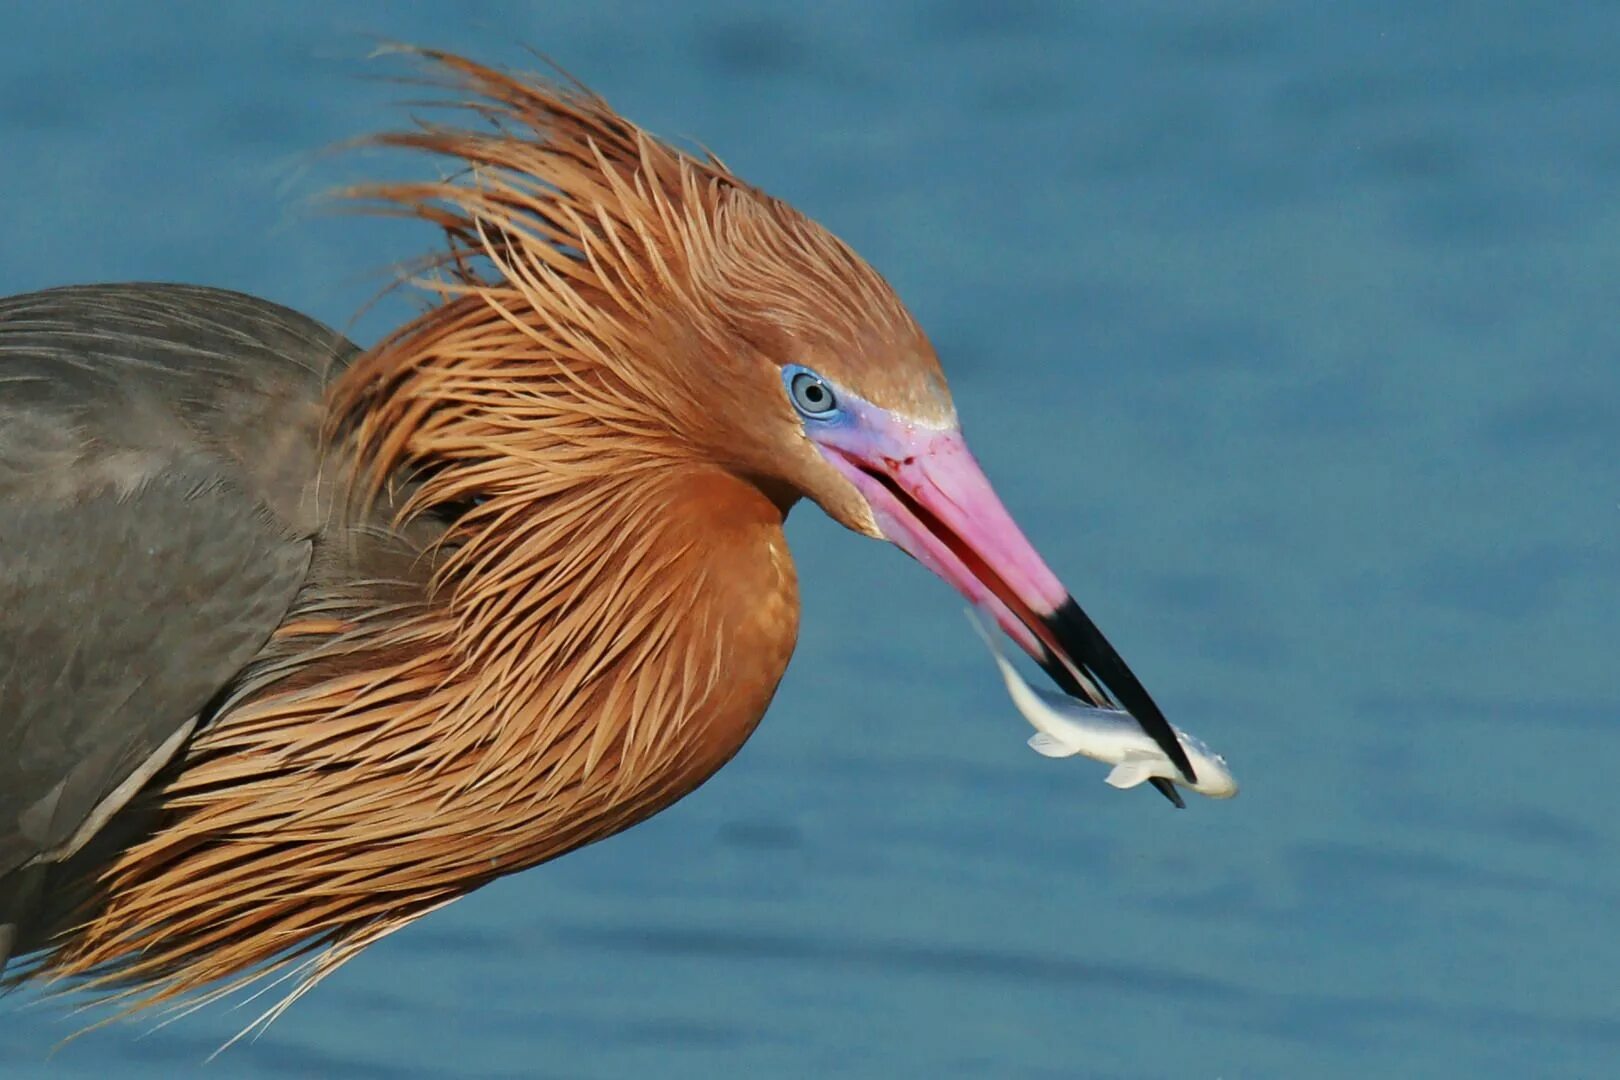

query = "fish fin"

[
  {"left": 1027, "top": 733, "right": 1076, "bottom": 758},
  {"left": 1105, "top": 760, "right": 1158, "bottom": 789}
]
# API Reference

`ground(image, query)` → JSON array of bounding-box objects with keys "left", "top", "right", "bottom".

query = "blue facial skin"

[{"left": 780, "top": 365, "right": 916, "bottom": 469}]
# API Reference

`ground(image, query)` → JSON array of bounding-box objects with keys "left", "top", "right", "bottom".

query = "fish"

[{"left": 967, "top": 608, "right": 1238, "bottom": 807}]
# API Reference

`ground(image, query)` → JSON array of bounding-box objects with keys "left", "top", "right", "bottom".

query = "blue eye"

[{"left": 786, "top": 367, "right": 838, "bottom": 418}]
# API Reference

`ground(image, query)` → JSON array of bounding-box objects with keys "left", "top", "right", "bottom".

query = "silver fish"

[{"left": 968, "top": 609, "right": 1238, "bottom": 802}]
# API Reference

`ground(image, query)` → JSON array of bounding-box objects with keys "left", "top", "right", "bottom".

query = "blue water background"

[{"left": 2, "top": 3, "right": 1618, "bottom": 1076}]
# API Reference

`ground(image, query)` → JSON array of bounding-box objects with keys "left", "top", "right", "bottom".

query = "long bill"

[{"left": 814, "top": 413, "right": 1196, "bottom": 791}]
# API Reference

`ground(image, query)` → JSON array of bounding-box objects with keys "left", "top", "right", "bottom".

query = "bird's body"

[
  {"left": 0, "top": 282, "right": 800, "bottom": 1007},
  {"left": 0, "top": 50, "right": 1189, "bottom": 1024},
  {"left": 0, "top": 285, "right": 358, "bottom": 958},
  {"left": 0, "top": 285, "right": 408, "bottom": 977}
]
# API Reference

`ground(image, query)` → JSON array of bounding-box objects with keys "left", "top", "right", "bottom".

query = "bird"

[{"left": 0, "top": 50, "right": 1190, "bottom": 1023}]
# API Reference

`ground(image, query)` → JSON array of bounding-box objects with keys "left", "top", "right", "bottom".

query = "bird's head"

[
  {"left": 734, "top": 291, "right": 1195, "bottom": 787},
  {"left": 343, "top": 50, "right": 1193, "bottom": 783}
]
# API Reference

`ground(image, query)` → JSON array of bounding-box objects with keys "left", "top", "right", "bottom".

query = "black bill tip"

[
  {"left": 1038, "top": 598, "right": 1197, "bottom": 786},
  {"left": 1149, "top": 777, "right": 1185, "bottom": 809}
]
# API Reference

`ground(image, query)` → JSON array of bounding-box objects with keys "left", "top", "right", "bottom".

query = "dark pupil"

[{"left": 803, "top": 383, "right": 826, "bottom": 406}]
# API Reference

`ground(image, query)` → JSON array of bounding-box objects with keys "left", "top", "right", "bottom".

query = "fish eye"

[{"left": 786, "top": 367, "right": 838, "bottom": 418}]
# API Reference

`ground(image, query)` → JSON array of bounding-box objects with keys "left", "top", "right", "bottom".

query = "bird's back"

[{"left": 0, "top": 283, "right": 362, "bottom": 966}]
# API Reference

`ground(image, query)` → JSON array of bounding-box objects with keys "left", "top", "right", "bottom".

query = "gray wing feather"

[
  {"left": 0, "top": 284, "right": 355, "bottom": 893},
  {"left": 0, "top": 473, "right": 311, "bottom": 872}
]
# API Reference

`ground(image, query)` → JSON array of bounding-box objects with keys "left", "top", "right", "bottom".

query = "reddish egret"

[{"left": 0, "top": 51, "right": 1187, "bottom": 1018}]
